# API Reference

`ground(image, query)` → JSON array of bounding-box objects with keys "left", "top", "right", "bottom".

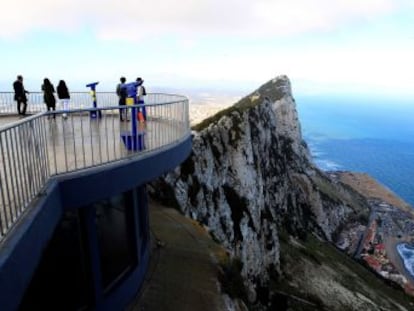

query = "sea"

[
  {"left": 297, "top": 95, "right": 414, "bottom": 278},
  {"left": 296, "top": 95, "right": 414, "bottom": 208},
  {"left": 397, "top": 243, "right": 414, "bottom": 280}
]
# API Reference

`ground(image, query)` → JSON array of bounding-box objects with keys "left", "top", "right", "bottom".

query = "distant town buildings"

[{"left": 339, "top": 197, "right": 414, "bottom": 296}]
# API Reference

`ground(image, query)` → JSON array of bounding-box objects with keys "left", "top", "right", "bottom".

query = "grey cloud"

[{"left": 0, "top": 0, "right": 408, "bottom": 39}]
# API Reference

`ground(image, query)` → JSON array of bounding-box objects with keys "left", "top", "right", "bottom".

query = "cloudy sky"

[{"left": 0, "top": 0, "right": 413, "bottom": 97}]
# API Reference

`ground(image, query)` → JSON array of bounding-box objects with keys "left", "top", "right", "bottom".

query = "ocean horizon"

[{"left": 296, "top": 95, "right": 414, "bottom": 207}]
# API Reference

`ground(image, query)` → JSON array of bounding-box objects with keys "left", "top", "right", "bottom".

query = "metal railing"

[
  {"left": 0, "top": 92, "right": 188, "bottom": 115},
  {"left": 0, "top": 95, "right": 190, "bottom": 240}
]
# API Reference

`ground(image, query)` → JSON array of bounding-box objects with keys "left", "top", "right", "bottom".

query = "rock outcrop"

[{"left": 150, "top": 76, "right": 414, "bottom": 310}]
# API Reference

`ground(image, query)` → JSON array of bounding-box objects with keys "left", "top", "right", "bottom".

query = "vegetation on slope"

[
  {"left": 270, "top": 232, "right": 414, "bottom": 310},
  {"left": 192, "top": 77, "right": 287, "bottom": 132}
]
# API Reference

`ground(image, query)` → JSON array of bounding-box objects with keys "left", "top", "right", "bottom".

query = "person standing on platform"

[
  {"left": 42, "top": 78, "right": 56, "bottom": 119},
  {"left": 136, "top": 77, "right": 146, "bottom": 103},
  {"left": 136, "top": 77, "right": 147, "bottom": 120},
  {"left": 13, "top": 75, "right": 29, "bottom": 115},
  {"left": 57, "top": 80, "right": 70, "bottom": 119},
  {"left": 116, "top": 76, "right": 127, "bottom": 121}
]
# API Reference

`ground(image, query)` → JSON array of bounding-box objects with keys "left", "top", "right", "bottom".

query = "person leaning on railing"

[{"left": 13, "top": 75, "right": 29, "bottom": 115}]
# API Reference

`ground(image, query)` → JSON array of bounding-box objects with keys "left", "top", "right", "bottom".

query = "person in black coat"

[
  {"left": 13, "top": 75, "right": 29, "bottom": 115},
  {"left": 57, "top": 80, "right": 70, "bottom": 119},
  {"left": 116, "top": 76, "right": 127, "bottom": 121},
  {"left": 41, "top": 78, "right": 56, "bottom": 119}
]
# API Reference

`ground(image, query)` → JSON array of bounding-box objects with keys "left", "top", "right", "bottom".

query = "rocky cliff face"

[{"left": 150, "top": 76, "right": 413, "bottom": 310}]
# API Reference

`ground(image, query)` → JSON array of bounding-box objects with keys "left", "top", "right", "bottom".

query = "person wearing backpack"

[{"left": 117, "top": 76, "right": 128, "bottom": 121}]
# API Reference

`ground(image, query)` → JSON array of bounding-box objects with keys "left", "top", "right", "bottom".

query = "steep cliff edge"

[{"left": 150, "top": 76, "right": 414, "bottom": 310}]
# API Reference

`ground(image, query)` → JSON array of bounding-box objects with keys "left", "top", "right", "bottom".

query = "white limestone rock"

[{"left": 150, "top": 75, "right": 385, "bottom": 309}]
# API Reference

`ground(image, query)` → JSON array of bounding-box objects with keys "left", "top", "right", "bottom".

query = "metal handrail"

[
  {"left": 0, "top": 92, "right": 188, "bottom": 115},
  {"left": 0, "top": 95, "right": 190, "bottom": 240}
]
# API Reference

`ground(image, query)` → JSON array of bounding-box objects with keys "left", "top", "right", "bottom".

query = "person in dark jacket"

[
  {"left": 57, "top": 80, "right": 70, "bottom": 119},
  {"left": 13, "top": 75, "right": 29, "bottom": 115},
  {"left": 116, "top": 76, "right": 127, "bottom": 121},
  {"left": 41, "top": 78, "right": 56, "bottom": 119}
]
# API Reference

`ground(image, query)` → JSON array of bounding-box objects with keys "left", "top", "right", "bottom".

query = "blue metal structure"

[
  {"left": 0, "top": 97, "right": 191, "bottom": 311},
  {"left": 120, "top": 81, "right": 145, "bottom": 151},
  {"left": 86, "top": 82, "right": 102, "bottom": 119}
]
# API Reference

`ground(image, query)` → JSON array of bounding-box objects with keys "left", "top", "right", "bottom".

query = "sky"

[{"left": 1, "top": 0, "right": 414, "bottom": 99}]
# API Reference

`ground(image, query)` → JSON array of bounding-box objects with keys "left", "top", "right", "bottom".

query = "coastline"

[
  {"left": 385, "top": 237, "right": 414, "bottom": 284},
  {"left": 335, "top": 171, "right": 414, "bottom": 295},
  {"left": 397, "top": 243, "right": 414, "bottom": 280}
]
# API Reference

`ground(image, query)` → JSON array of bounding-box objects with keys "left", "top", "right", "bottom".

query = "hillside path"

[{"left": 129, "top": 200, "right": 226, "bottom": 311}]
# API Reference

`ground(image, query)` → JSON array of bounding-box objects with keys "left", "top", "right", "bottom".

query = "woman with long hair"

[
  {"left": 57, "top": 80, "right": 70, "bottom": 119},
  {"left": 41, "top": 78, "right": 56, "bottom": 119}
]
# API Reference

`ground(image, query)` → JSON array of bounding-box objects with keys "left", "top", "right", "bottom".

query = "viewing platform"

[
  {"left": 0, "top": 92, "right": 190, "bottom": 240},
  {"left": 0, "top": 92, "right": 192, "bottom": 311}
]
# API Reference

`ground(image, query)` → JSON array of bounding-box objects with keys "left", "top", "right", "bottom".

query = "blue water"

[
  {"left": 296, "top": 95, "right": 414, "bottom": 207},
  {"left": 397, "top": 243, "right": 414, "bottom": 279}
]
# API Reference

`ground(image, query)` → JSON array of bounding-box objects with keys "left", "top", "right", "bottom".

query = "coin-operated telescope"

[
  {"left": 121, "top": 80, "right": 142, "bottom": 100},
  {"left": 86, "top": 82, "right": 101, "bottom": 119},
  {"left": 120, "top": 80, "right": 146, "bottom": 151}
]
